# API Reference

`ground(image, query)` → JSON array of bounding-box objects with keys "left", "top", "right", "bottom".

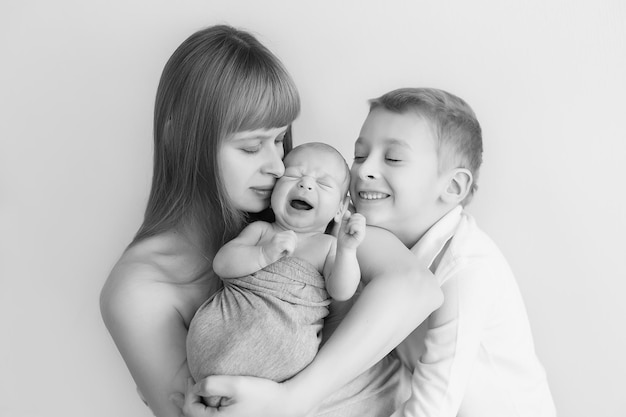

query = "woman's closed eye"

[{"left": 241, "top": 144, "right": 262, "bottom": 154}]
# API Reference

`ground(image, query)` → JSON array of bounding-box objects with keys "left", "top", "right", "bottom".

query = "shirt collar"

[{"left": 410, "top": 205, "right": 463, "bottom": 269}]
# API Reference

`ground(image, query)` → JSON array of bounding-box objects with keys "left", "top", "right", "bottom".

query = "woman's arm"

[
  {"left": 100, "top": 263, "right": 191, "bottom": 417},
  {"left": 191, "top": 226, "right": 443, "bottom": 416}
]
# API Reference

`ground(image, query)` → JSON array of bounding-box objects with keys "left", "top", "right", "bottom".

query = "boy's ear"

[{"left": 441, "top": 168, "right": 473, "bottom": 204}]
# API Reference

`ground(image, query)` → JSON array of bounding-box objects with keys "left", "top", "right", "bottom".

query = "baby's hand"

[
  {"left": 261, "top": 230, "right": 297, "bottom": 265},
  {"left": 337, "top": 211, "right": 366, "bottom": 250}
]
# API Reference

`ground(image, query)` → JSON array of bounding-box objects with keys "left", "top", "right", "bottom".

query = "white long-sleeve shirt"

[{"left": 392, "top": 206, "right": 556, "bottom": 417}]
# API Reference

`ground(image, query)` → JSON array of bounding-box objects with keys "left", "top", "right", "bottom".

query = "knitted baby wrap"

[{"left": 187, "top": 256, "right": 331, "bottom": 382}]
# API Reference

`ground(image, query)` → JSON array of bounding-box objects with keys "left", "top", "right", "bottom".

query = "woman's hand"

[
  {"left": 174, "top": 375, "right": 312, "bottom": 417},
  {"left": 171, "top": 378, "right": 227, "bottom": 417}
]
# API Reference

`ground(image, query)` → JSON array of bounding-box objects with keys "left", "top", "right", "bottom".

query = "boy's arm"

[
  {"left": 190, "top": 226, "right": 443, "bottom": 417},
  {"left": 392, "top": 262, "right": 496, "bottom": 417},
  {"left": 323, "top": 212, "right": 366, "bottom": 301},
  {"left": 213, "top": 222, "right": 295, "bottom": 278}
]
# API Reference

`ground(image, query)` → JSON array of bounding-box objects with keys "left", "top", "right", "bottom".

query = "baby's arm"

[
  {"left": 324, "top": 211, "right": 366, "bottom": 301},
  {"left": 213, "top": 221, "right": 296, "bottom": 278}
]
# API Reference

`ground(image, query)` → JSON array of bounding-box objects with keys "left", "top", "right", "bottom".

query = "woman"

[
  {"left": 100, "top": 25, "right": 299, "bottom": 417},
  {"left": 101, "top": 25, "right": 441, "bottom": 417}
]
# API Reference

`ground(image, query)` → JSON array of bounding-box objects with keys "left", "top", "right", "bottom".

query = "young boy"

[
  {"left": 186, "top": 142, "right": 366, "bottom": 405},
  {"left": 350, "top": 88, "right": 556, "bottom": 416}
]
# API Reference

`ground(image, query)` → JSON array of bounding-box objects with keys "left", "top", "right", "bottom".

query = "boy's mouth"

[
  {"left": 358, "top": 191, "right": 389, "bottom": 200},
  {"left": 290, "top": 199, "right": 313, "bottom": 210}
]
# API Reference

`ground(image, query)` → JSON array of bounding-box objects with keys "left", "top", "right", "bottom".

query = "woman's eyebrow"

[
  {"left": 231, "top": 134, "right": 265, "bottom": 141},
  {"left": 233, "top": 128, "right": 287, "bottom": 141}
]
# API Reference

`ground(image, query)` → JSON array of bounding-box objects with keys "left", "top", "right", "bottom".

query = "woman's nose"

[{"left": 262, "top": 146, "right": 285, "bottom": 178}]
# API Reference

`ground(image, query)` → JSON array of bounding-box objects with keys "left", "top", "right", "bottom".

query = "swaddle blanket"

[{"left": 187, "top": 256, "right": 331, "bottom": 382}]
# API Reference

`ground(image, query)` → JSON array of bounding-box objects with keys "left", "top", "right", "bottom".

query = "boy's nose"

[{"left": 358, "top": 161, "right": 379, "bottom": 180}]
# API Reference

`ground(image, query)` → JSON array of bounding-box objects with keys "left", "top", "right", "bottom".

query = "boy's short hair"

[{"left": 369, "top": 88, "right": 483, "bottom": 205}]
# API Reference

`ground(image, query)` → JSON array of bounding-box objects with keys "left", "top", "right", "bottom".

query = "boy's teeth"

[{"left": 359, "top": 192, "right": 387, "bottom": 200}]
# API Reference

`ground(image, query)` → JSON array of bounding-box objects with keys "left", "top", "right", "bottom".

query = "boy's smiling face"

[{"left": 350, "top": 108, "right": 449, "bottom": 247}]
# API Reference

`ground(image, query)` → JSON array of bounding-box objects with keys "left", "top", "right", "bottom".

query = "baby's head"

[{"left": 271, "top": 142, "right": 350, "bottom": 232}]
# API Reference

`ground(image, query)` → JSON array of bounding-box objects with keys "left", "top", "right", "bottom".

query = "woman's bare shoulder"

[
  {"left": 100, "top": 233, "right": 217, "bottom": 325},
  {"left": 100, "top": 248, "right": 178, "bottom": 326}
]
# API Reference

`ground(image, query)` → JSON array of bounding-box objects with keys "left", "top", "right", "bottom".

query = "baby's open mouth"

[{"left": 290, "top": 199, "right": 313, "bottom": 210}]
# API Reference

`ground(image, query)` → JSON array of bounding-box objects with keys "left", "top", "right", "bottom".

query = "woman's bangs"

[{"left": 227, "top": 71, "right": 300, "bottom": 134}]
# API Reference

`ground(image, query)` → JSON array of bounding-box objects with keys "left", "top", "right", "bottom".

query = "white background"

[{"left": 1, "top": 1, "right": 625, "bottom": 416}]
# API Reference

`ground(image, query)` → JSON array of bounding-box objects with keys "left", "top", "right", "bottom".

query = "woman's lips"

[{"left": 251, "top": 186, "right": 274, "bottom": 198}]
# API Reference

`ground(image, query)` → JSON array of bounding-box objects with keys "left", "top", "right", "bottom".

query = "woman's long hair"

[{"left": 132, "top": 25, "right": 300, "bottom": 254}]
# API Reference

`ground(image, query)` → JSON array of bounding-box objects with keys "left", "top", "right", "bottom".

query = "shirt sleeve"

[{"left": 393, "top": 261, "right": 497, "bottom": 417}]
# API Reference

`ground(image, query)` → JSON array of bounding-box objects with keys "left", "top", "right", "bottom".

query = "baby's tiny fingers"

[{"left": 349, "top": 213, "right": 366, "bottom": 223}]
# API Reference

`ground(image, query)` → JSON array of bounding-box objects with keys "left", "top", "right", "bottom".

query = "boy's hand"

[
  {"left": 337, "top": 211, "right": 366, "bottom": 250},
  {"left": 261, "top": 230, "right": 297, "bottom": 265}
]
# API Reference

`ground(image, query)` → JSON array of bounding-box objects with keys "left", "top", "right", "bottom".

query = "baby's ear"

[
  {"left": 334, "top": 196, "right": 350, "bottom": 223},
  {"left": 442, "top": 168, "right": 473, "bottom": 204},
  {"left": 326, "top": 197, "right": 350, "bottom": 237}
]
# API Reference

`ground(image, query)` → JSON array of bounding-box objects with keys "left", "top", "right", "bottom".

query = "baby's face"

[{"left": 271, "top": 147, "right": 347, "bottom": 233}]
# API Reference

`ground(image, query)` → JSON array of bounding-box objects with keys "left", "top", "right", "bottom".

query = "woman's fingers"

[
  {"left": 193, "top": 375, "right": 240, "bottom": 398},
  {"left": 191, "top": 375, "right": 297, "bottom": 417},
  {"left": 170, "top": 392, "right": 184, "bottom": 410},
  {"left": 177, "top": 378, "right": 219, "bottom": 417}
]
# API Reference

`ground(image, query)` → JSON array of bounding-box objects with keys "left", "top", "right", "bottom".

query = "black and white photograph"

[{"left": 1, "top": 1, "right": 624, "bottom": 416}]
